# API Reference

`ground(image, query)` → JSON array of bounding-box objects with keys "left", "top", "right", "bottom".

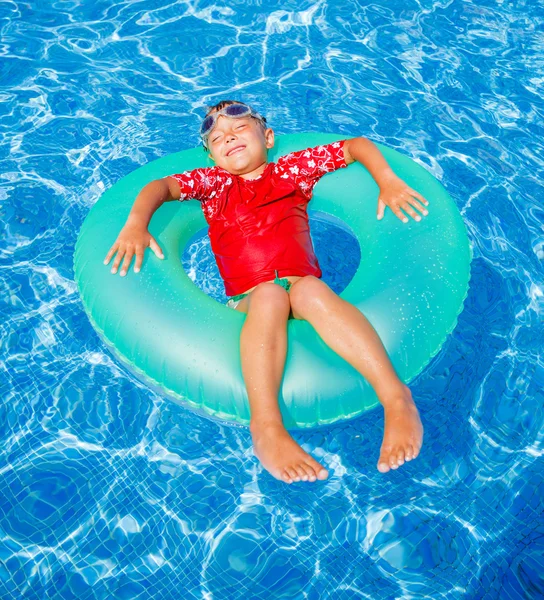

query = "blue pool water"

[{"left": 2, "top": 0, "right": 543, "bottom": 598}]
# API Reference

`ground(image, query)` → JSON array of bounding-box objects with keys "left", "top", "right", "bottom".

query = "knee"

[
  {"left": 249, "top": 281, "right": 290, "bottom": 312},
  {"left": 289, "top": 275, "right": 326, "bottom": 314}
]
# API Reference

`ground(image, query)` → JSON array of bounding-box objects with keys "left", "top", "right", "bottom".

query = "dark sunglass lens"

[
  {"left": 226, "top": 104, "right": 250, "bottom": 116},
  {"left": 201, "top": 115, "right": 214, "bottom": 134}
]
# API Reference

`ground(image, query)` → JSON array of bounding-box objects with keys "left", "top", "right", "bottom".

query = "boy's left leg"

[{"left": 288, "top": 276, "right": 424, "bottom": 473}]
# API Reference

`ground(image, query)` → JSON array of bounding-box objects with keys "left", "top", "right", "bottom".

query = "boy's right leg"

[{"left": 235, "top": 283, "right": 329, "bottom": 484}]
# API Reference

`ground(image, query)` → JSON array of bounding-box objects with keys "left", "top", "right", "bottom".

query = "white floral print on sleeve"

[
  {"left": 165, "top": 167, "right": 233, "bottom": 222},
  {"left": 165, "top": 167, "right": 220, "bottom": 202},
  {"left": 275, "top": 140, "right": 349, "bottom": 199}
]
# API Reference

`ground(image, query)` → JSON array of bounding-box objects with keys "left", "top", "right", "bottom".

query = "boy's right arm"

[
  {"left": 103, "top": 178, "right": 179, "bottom": 277},
  {"left": 127, "top": 177, "right": 181, "bottom": 226},
  {"left": 104, "top": 166, "right": 219, "bottom": 277}
]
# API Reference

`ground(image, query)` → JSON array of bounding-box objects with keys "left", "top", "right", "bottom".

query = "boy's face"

[{"left": 206, "top": 113, "right": 274, "bottom": 174}]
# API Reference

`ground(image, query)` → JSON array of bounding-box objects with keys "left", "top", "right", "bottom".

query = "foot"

[
  {"left": 250, "top": 420, "right": 329, "bottom": 484},
  {"left": 377, "top": 384, "right": 423, "bottom": 473}
]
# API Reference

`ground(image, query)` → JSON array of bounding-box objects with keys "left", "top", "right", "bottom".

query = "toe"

[
  {"left": 295, "top": 464, "right": 308, "bottom": 481},
  {"left": 377, "top": 458, "right": 390, "bottom": 473},
  {"left": 397, "top": 448, "right": 405, "bottom": 466},
  {"left": 286, "top": 466, "right": 300, "bottom": 482},
  {"left": 389, "top": 452, "right": 399, "bottom": 469},
  {"left": 316, "top": 466, "right": 329, "bottom": 480},
  {"left": 405, "top": 445, "right": 414, "bottom": 461},
  {"left": 312, "top": 461, "right": 329, "bottom": 480},
  {"left": 378, "top": 446, "right": 394, "bottom": 473},
  {"left": 282, "top": 471, "right": 293, "bottom": 484},
  {"left": 303, "top": 462, "right": 317, "bottom": 481},
  {"left": 378, "top": 447, "right": 392, "bottom": 472},
  {"left": 308, "top": 459, "right": 328, "bottom": 480}
]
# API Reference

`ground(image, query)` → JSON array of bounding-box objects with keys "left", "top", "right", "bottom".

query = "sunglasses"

[{"left": 200, "top": 102, "right": 267, "bottom": 149}]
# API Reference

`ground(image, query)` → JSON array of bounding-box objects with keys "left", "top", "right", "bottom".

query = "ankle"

[
  {"left": 377, "top": 383, "right": 412, "bottom": 407},
  {"left": 250, "top": 416, "right": 284, "bottom": 433}
]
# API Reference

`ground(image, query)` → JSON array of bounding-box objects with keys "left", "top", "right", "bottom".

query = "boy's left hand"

[{"left": 377, "top": 177, "right": 429, "bottom": 223}]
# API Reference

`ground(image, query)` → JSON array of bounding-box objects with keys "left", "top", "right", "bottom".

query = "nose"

[{"left": 225, "top": 132, "right": 239, "bottom": 148}]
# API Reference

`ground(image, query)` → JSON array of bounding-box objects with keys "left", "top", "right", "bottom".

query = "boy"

[{"left": 104, "top": 100, "right": 428, "bottom": 484}]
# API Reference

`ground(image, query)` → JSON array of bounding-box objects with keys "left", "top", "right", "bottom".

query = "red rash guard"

[{"left": 166, "top": 139, "right": 348, "bottom": 297}]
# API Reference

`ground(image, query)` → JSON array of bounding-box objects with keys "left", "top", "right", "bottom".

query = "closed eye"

[
  {"left": 212, "top": 124, "right": 246, "bottom": 143},
  {"left": 212, "top": 123, "right": 247, "bottom": 144}
]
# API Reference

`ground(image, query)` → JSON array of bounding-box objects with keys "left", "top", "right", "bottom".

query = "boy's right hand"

[{"left": 103, "top": 222, "right": 164, "bottom": 276}]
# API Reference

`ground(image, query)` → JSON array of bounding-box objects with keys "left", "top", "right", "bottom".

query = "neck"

[{"left": 239, "top": 162, "right": 268, "bottom": 180}]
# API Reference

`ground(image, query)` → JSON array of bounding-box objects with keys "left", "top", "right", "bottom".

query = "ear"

[{"left": 265, "top": 128, "right": 275, "bottom": 150}]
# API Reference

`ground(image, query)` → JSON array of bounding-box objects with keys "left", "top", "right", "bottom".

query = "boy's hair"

[{"left": 202, "top": 99, "right": 268, "bottom": 152}]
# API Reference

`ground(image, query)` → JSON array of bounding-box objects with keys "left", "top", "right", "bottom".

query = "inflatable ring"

[{"left": 74, "top": 132, "right": 472, "bottom": 430}]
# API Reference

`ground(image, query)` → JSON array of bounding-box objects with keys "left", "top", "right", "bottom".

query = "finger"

[
  {"left": 376, "top": 199, "right": 386, "bottom": 220},
  {"left": 111, "top": 247, "right": 126, "bottom": 273},
  {"left": 104, "top": 243, "right": 119, "bottom": 265},
  {"left": 148, "top": 236, "right": 164, "bottom": 259},
  {"left": 408, "top": 188, "right": 429, "bottom": 206},
  {"left": 406, "top": 197, "right": 429, "bottom": 216},
  {"left": 392, "top": 205, "right": 409, "bottom": 223},
  {"left": 119, "top": 249, "right": 134, "bottom": 277},
  {"left": 134, "top": 246, "right": 144, "bottom": 273},
  {"left": 401, "top": 200, "right": 422, "bottom": 222}
]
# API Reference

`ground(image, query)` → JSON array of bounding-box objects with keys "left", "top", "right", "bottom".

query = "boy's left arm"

[{"left": 344, "top": 137, "right": 430, "bottom": 223}]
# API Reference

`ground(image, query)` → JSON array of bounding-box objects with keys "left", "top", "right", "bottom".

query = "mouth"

[{"left": 227, "top": 145, "right": 246, "bottom": 157}]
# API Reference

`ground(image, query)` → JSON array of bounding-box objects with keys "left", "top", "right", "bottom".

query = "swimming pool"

[{"left": 1, "top": 0, "right": 543, "bottom": 598}]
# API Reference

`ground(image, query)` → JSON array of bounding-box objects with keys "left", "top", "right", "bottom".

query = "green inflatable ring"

[{"left": 74, "top": 132, "right": 472, "bottom": 430}]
